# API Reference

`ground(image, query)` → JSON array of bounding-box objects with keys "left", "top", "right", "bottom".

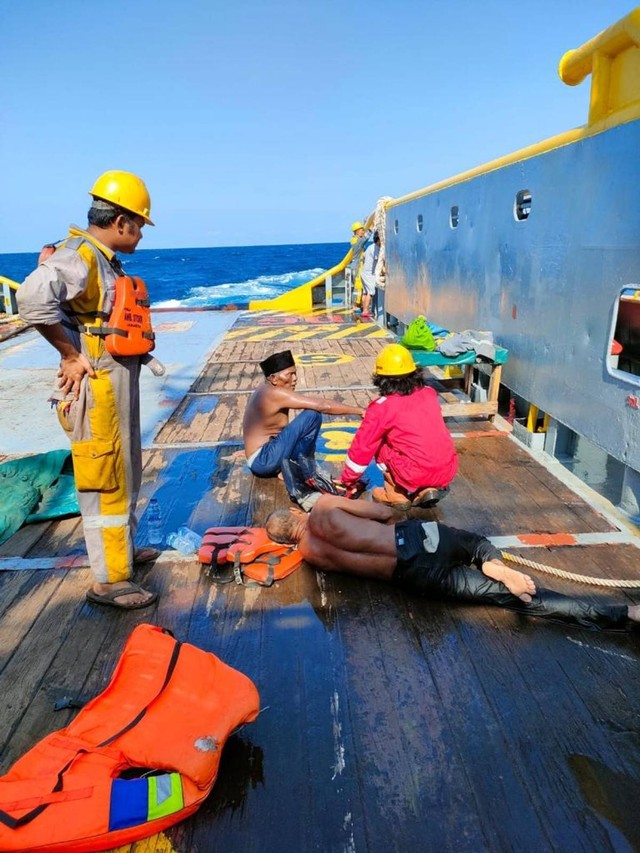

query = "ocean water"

[{"left": 0, "top": 242, "right": 348, "bottom": 308}]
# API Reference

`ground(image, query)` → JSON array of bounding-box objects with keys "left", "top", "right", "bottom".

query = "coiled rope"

[{"left": 501, "top": 551, "right": 640, "bottom": 588}]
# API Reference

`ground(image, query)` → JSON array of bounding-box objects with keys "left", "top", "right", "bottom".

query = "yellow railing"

[
  {"left": 0, "top": 276, "right": 20, "bottom": 291},
  {"left": 250, "top": 210, "right": 377, "bottom": 312},
  {"left": 249, "top": 249, "right": 354, "bottom": 313},
  {"left": 0, "top": 276, "right": 20, "bottom": 315},
  {"left": 559, "top": 8, "right": 640, "bottom": 124}
]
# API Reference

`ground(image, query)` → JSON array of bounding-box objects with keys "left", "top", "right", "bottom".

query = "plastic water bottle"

[
  {"left": 147, "top": 498, "right": 163, "bottom": 546},
  {"left": 166, "top": 526, "right": 203, "bottom": 555}
]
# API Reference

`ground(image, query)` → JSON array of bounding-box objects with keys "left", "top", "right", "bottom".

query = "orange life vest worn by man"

[
  {"left": 17, "top": 171, "right": 158, "bottom": 611},
  {"left": 339, "top": 343, "right": 458, "bottom": 509}
]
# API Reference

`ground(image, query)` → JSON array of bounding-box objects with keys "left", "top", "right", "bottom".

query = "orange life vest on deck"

[
  {"left": 199, "top": 527, "right": 303, "bottom": 586},
  {"left": 102, "top": 275, "right": 155, "bottom": 357},
  {"left": 0, "top": 624, "right": 260, "bottom": 853}
]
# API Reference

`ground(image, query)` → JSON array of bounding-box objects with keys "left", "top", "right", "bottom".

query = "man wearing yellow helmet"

[
  {"left": 349, "top": 220, "right": 368, "bottom": 310},
  {"left": 350, "top": 221, "right": 366, "bottom": 243},
  {"left": 17, "top": 171, "right": 158, "bottom": 610},
  {"left": 338, "top": 343, "right": 458, "bottom": 509}
]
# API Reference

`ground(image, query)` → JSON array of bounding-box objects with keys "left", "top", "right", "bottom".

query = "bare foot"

[
  {"left": 628, "top": 605, "right": 640, "bottom": 623},
  {"left": 482, "top": 559, "right": 537, "bottom": 602}
]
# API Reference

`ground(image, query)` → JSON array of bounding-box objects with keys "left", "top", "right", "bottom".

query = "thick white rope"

[
  {"left": 373, "top": 196, "right": 393, "bottom": 286},
  {"left": 502, "top": 551, "right": 640, "bottom": 588},
  {"left": 373, "top": 196, "right": 392, "bottom": 246}
]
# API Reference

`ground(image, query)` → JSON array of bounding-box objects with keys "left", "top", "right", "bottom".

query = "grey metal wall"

[{"left": 385, "top": 119, "right": 640, "bottom": 470}]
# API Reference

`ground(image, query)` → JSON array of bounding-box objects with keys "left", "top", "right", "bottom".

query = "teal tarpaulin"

[{"left": 0, "top": 450, "right": 80, "bottom": 545}]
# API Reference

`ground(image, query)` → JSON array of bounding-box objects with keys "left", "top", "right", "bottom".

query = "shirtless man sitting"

[
  {"left": 265, "top": 495, "right": 640, "bottom": 630},
  {"left": 243, "top": 350, "right": 364, "bottom": 509}
]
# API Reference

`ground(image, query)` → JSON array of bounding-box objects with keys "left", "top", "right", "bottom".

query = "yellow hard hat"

[
  {"left": 351, "top": 221, "right": 365, "bottom": 232},
  {"left": 89, "top": 170, "right": 154, "bottom": 226},
  {"left": 375, "top": 343, "right": 417, "bottom": 376}
]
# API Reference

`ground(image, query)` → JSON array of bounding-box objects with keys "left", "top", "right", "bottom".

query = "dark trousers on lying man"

[{"left": 393, "top": 520, "right": 630, "bottom": 630}]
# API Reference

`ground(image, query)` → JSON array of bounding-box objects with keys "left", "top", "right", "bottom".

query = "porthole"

[
  {"left": 514, "top": 189, "right": 532, "bottom": 221},
  {"left": 394, "top": 219, "right": 399, "bottom": 234},
  {"left": 450, "top": 206, "right": 459, "bottom": 228},
  {"left": 417, "top": 214, "right": 423, "bottom": 232}
]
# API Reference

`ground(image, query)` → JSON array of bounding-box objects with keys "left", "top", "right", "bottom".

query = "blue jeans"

[{"left": 249, "top": 410, "right": 322, "bottom": 492}]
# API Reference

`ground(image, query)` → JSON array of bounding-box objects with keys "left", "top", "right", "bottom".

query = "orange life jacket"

[
  {"left": 60, "top": 271, "right": 155, "bottom": 358},
  {"left": 0, "top": 624, "right": 260, "bottom": 853},
  {"left": 102, "top": 275, "right": 155, "bottom": 357},
  {"left": 199, "top": 527, "right": 303, "bottom": 586}
]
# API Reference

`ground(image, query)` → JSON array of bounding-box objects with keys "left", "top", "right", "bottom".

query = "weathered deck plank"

[{"left": 1, "top": 310, "right": 639, "bottom": 853}]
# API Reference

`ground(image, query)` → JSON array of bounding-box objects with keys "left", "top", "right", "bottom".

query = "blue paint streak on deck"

[
  {"left": 137, "top": 446, "right": 242, "bottom": 545},
  {"left": 137, "top": 447, "right": 217, "bottom": 545},
  {"left": 180, "top": 394, "right": 219, "bottom": 428},
  {"left": 140, "top": 310, "right": 236, "bottom": 446}
]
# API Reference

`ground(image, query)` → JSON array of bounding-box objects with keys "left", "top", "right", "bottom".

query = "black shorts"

[{"left": 392, "top": 520, "right": 447, "bottom": 592}]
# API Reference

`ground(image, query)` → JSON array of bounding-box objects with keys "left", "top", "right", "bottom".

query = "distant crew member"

[
  {"left": 349, "top": 220, "right": 368, "bottom": 309},
  {"left": 359, "top": 230, "right": 381, "bottom": 319},
  {"left": 266, "top": 495, "right": 640, "bottom": 631},
  {"left": 17, "top": 171, "right": 159, "bottom": 611},
  {"left": 339, "top": 344, "right": 458, "bottom": 508},
  {"left": 243, "top": 350, "right": 364, "bottom": 510}
]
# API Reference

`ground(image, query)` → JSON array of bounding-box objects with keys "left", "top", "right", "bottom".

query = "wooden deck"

[{"left": 1, "top": 308, "right": 640, "bottom": 852}]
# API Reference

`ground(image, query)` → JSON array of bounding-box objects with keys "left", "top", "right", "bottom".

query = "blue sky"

[{"left": 1, "top": 0, "right": 634, "bottom": 252}]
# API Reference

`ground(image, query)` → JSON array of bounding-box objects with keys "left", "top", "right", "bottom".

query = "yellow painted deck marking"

[
  {"left": 224, "top": 326, "right": 296, "bottom": 340},
  {"left": 287, "top": 328, "right": 344, "bottom": 341},
  {"left": 113, "top": 832, "right": 177, "bottom": 852},
  {"left": 316, "top": 420, "right": 361, "bottom": 462},
  {"left": 295, "top": 353, "right": 354, "bottom": 365},
  {"left": 224, "top": 323, "right": 388, "bottom": 342},
  {"left": 325, "top": 323, "right": 390, "bottom": 339}
]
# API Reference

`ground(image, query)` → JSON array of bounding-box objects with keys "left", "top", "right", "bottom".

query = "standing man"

[
  {"left": 348, "top": 221, "right": 368, "bottom": 310},
  {"left": 359, "top": 230, "right": 381, "bottom": 320},
  {"left": 243, "top": 350, "right": 364, "bottom": 509},
  {"left": 17, "top": 171, "right": 158, "bottom": 610}
]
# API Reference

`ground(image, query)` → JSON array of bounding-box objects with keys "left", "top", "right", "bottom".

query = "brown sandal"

[{"left": 86, "top": 582, "right": 158, "bottom": 610}]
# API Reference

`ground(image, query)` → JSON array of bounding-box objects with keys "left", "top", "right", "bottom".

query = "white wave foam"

[{"left": 153, "top": 267, "right": 326, "bottom": 308}]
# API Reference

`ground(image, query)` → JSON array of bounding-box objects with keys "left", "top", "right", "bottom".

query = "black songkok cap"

[{"left": 260, "top": 350, "right": 295, "bottom": 377}]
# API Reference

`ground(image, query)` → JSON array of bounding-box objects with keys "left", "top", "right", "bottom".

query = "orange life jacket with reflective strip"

[
  {"left": 0, "top": 624, "right": 259, "bottom": 853},
  {"left": 199, "top": 527, "right": 303, "bottom": 586}
]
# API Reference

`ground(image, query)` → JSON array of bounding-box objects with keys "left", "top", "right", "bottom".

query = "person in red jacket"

[{"left": 339, "top": 343, "right": 458, "bottom": 509}]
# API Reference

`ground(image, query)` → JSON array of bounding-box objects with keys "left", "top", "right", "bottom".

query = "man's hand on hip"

[{"left": 58, "top": 353, "right": 96, "bottom": 399}]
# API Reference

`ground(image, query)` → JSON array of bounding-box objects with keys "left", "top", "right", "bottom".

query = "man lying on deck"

[
  {"left": 265, "top": 495, "right": 640, "bottom": 631},
  {"left": 243, "top": 350, "right": 364, "bottom": 510}
]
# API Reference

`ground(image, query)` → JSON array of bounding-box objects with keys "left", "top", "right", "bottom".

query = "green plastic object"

[{"left": 400, "top": 316, "right": 436, "bottom": 351}]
